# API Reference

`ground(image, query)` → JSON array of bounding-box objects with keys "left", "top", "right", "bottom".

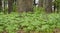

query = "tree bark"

[
  {"left": 0, "top": 0, "right": 2, "bottom": 12},
  {"left": 8, "top": 0, "right": 13, "bottom": 14},
  {"left": 38, "top": 0, "right": 43, "bottom": 7},
  {"left": 45, "top": 0, "right": 52, "bottom": 13},
  {"left": 17, "top": 0, "right": 33, "bottom": 12},
  {"left": 57, "top": 2, "right": 60, "bottom": 13}
]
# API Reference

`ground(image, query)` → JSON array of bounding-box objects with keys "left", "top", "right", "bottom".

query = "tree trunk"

[
  {"left": 38, "top": 0, "right": 43, "bottom": 7},
  {"left": 57, "top": 2, "right": 60, "bottom": 13},
  {"left": 45, "top": 0, "right": 52, "bottom": 13},
  {"left": 43, "top": 0, "right": 46, "bottom": 8},
  {"left": 8, "top": 0, "right": 13, "bottom": 14},
  {"left": 0, "top": 0, "right": 2, "bottom": 12},
  {"left": 17, "top": 0, "right": 33, "bottom": 12}
]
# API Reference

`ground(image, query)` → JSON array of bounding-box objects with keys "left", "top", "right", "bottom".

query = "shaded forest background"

[{"left": 0, "top": 0, "right": 60, "bottom": 13}]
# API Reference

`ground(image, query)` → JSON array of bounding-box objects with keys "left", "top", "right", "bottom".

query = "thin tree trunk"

[
  {"left": 33, "top": 0, "right": 36, "bottom": 6},
  {"left": 8, "top": 0, "right": 13, "bottom": 14},
  {"left": 0, "top": 0, "right": 2, "bottom": 12},
  {"left": 3, "top": 0, "right": 8, "bottom": 14},
  {"left": 57, "top": 2, "right": 60, "bottom": 13},
  {"left": 43, "top": 0, "right": 46, "bottom": 8}
]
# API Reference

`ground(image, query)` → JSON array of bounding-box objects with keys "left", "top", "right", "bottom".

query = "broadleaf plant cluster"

[{"left": 0, "top": 8, "right": 60, "bottom": 33}]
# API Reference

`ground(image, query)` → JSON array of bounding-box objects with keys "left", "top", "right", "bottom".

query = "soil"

[{"left": 53, "top": 28, "right": 60, "bottom": 33}]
